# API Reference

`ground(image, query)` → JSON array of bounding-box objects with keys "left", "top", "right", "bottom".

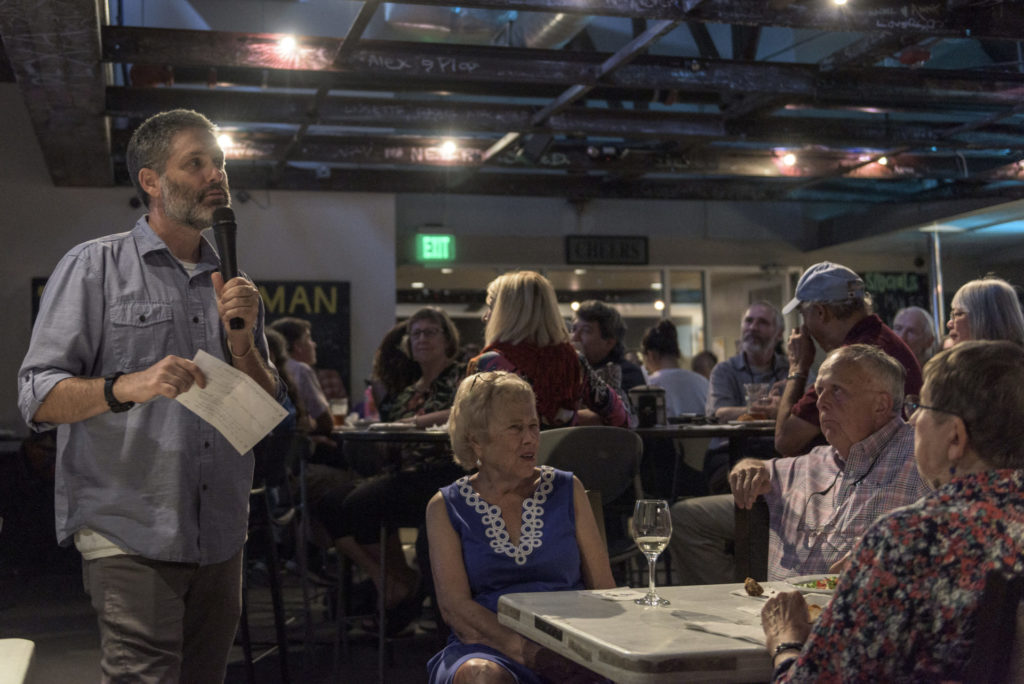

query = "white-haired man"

[{"left": 669, "top": 344, "right": 930, "bottom": 584}]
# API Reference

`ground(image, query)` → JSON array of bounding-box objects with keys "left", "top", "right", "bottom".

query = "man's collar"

[
  {"left": 132, "top": 216, "right": 219, "bottom": 268},
  {"left": 836, "top": 416, "right": 906, "bottom": 472}
]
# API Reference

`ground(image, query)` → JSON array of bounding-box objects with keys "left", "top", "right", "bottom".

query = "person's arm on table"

[
  {"left": 728, "top": 458, "right": 772, "bottom": 509},
  {"left": 572, "top": 476, "right": 615, "bottom": 590},
  {"left": 760, "top": 592, "right": 812, "bottom": 675},
  {"left": 426, "top": 493, "right": 601, "bottom": 682},
  {"left": 398, "top": 409, "right": 450, "bottom": 428},
  {"left": 775, "top": 326, "right": 821, "bottom": 456}
]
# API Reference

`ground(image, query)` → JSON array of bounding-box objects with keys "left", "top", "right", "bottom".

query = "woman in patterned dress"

[
  {"left": 760, "top": 340, "right": 1024, "bottom": 682},
  {"left": 426, "top": 371, "right": 615, "bottom": 683}
]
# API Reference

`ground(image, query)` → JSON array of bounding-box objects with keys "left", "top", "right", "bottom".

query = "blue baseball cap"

[{"left": 782, "top": 261, "right": 866, "bottom": 315}]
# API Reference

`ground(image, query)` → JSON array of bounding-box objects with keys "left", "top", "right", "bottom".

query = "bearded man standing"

[{"left": 18, "top": 109, "right": 283, "bottom": 683}]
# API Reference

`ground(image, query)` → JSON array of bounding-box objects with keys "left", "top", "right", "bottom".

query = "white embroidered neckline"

[{"left": 456, "top": 466, "right": 555, "bottom": 565}]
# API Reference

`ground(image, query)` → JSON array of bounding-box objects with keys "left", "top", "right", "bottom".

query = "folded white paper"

[{"left": 176, "top": 349, "right": 289, "bottom": 455}]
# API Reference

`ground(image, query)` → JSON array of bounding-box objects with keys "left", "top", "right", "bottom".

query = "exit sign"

[{"left": 416, "top": 234, "right": 455, "bottom": 262}]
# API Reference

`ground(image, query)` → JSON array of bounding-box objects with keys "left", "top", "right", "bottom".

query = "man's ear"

[{"left": 138, "top": 168, "right": 160, "bottom": 202}]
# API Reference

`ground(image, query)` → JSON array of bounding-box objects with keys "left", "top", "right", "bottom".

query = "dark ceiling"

[{"left": 2, "top": 0, "right": 1024, "bottom": 238}]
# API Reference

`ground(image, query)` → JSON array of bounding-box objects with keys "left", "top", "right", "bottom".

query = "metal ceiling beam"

[
  {"left": 222, "top": 164, "right": 1024, "bottom": 204},
  {"left": 387, "top": 0, "right": 1024, "bottom": 40},
  {"left": 105, "top": 88, "right": 1024, "bottom": 153},
  {"left": 0, "top": 0, "right": 111, "bottom": 186},
  {"left": 102, "top": 28, "right": 1024, "bottom": 111}
]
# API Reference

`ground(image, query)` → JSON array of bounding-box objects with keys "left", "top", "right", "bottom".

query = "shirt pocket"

[{"left": 109, "top": 301, "right": 175, "bottom": 371}]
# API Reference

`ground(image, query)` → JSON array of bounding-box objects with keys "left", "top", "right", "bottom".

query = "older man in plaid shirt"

[{"left": 670, "top": 344, "right": 930, "bottom": 583}]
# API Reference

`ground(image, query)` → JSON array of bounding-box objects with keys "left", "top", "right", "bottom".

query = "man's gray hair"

[
  {"left": 819, "top": 344, "right": 905, "bottom": 416},
  {"left": 126, "top": 109, "right": 218, "bottom": 208}
]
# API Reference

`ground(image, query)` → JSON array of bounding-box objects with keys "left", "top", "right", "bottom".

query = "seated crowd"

[{"left": 273, "top": 264, "right": 1023, "bottom": 683}]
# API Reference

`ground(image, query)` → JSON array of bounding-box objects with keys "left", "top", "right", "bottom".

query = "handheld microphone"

[{"left": 212, "top": 207, "right": 244, "bottom": 330}]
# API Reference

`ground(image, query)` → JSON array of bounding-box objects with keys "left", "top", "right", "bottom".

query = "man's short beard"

[
  {"left": 160, "top": 175, "right": 230, "bottom": 231},
  {"left": 743, "top": 334, "right": 772, "bottom": 356}
]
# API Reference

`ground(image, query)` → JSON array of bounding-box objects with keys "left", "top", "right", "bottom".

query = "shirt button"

[
  {"left": 202, "top": 484, "right": 208, "bottom": 491},
  {"left": 193, "top": 316, "right": 199, "bottom": 324},
  {"left": 139, "top": 315, "right": 146, "bottom": 322},
  {"left": 204, "top": 441, "right": 210, "bottom": 448}
]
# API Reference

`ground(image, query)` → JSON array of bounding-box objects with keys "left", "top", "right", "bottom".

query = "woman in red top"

[{"left": 467, "top": 271, "right": 632, "bottom": 429}]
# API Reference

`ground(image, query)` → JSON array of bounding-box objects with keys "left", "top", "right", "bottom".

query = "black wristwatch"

[{"left": 104, "top": 372, "right": 135, "bottom": 413}]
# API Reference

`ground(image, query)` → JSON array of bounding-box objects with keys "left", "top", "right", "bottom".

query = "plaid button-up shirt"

[{"left": 765, "top": 417, "right": 929, "bottom": 581}]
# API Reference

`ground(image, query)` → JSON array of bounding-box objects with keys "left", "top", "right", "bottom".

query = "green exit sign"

[{"left": 416, "top": 234, "right": 455, "bottom": 262}]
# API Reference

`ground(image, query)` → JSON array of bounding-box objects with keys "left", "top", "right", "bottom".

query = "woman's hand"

[{"left": 761, "top": 591, "right": 812, "bottom": 655}]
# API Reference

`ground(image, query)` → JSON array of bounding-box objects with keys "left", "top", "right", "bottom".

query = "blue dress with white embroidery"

[{"left": 427, "top": 466, "right": 584, "bottom": 684}]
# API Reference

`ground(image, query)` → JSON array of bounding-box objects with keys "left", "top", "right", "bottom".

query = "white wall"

[{"left": 1, "top": 84, "right": 395, "bottom": 434}]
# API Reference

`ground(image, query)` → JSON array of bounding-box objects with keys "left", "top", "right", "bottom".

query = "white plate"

[
  {"left": 367, "top": 422, "right": 417, "bottom": 432},
  {"left": 785, "top": 574, "right": 840, "bottom": 594}
]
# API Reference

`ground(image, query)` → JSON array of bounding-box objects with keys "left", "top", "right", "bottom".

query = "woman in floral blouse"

[{"left": 761, "top": 340, "right": 1024, "bottom": 682}]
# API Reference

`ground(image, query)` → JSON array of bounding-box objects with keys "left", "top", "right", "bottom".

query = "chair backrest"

[
  {"left": 537, "top": 426, "right": 643, "bottom": 504},
  {"left": 964, "top": 570, "right": 1024, "bottom": 684}
]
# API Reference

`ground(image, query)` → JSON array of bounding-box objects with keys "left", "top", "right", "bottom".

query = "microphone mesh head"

[{"left": 212, "top": 207, "right": 235, "bottom": 226}]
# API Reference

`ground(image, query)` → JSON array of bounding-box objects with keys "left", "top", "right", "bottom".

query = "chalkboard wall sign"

[{"left": 863, "top": 271, "right": 930, "bottom": 326}]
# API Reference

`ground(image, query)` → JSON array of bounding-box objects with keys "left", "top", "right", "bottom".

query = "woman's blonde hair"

[
  {"left": 448, "top": 371, "right": 536, "bottom": 470},
  {"left": 484, "top": 271, "right": 569, "bottom": 347}
]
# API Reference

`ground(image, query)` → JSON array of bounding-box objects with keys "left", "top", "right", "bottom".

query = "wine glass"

[{"left": 631, "top": 499, "right": 672, "bottom": 606}]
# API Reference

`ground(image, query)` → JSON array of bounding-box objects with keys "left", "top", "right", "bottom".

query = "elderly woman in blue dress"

[{"left": 426, "top": 371, "right": 614, "bottom": 683}]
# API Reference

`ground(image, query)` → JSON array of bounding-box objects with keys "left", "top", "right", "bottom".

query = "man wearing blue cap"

[{"left": 775, "top": 261, "right": 922, "bottom": 456}]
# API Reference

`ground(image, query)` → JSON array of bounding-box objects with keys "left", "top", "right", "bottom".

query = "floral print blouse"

[{"left": 775, "top": 468, "right": 1024, "bottom": 682}]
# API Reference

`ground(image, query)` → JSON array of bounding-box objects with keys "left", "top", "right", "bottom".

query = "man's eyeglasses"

[
  {"left": 410, "top": 327, "right": 442, "bottom": 340},
  {"left": 903, "top": 395, "right": 960, "bottom": 420}
]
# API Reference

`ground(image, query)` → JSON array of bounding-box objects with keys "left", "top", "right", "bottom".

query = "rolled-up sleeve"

[{"left": 18, "top": 249, "right": 104, "bottom": 431}]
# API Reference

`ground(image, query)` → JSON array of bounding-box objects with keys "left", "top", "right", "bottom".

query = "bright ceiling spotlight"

[
  {"left": 833, "top": 0, "right": 848, "bottom": 5},
  {"left": 650, "top": 282, "right": 662, "bottom": 290},
  {"left": 217, "top": 133, "right": 233, "bottom": 150},
  {"left": 574, "top": 268, "right": 587, "bottom": 275},
  {"left": 440, "top": 139, "right": 457, "bottom": 160},
  {"left": 570, "top": 301, "right": 580, "bottom": 311},
  {"left": 278, "top": 35, "right": 298, "bottom": 55},
  {"left": 782, "top": 153, "right": 797, "bottom": 167},
  {"left": 440, "top": 267, "right": 453, "bottom": 274},
  {"left": 878, "top": 156, "right": 889, "bottom": 166},
  {"left": 654, "top": 300, "right": 665, "bottom": 311},
  {"left": 411, "top": 281, "right": 425, "bottom": 289}
]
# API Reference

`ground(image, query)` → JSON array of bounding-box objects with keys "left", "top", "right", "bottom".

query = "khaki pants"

[{"left": 83, "top": 548, "right": 243, "bottom": 684}]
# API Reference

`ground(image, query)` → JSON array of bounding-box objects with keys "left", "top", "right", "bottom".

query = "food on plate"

[
  {"left": 744, "top": 577, "right": 764, "bottom": 596},
  {"left": 735, "top": 413, "right": 759, "bottom": 422},
  {"left": 792, "top": 575, "right": 840, "bottom": 591},
  {"left": 807, "top": 604, "right": 823, "bottom": 622}
]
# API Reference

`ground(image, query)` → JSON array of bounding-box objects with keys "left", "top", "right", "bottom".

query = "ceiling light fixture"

[
  {"left": 878, "top": 156, "right": 889, "bottom": 166},
  {"left": 833, "top": 0, "right": 848, "bottom": 5},
  {"left": 440, "top": 267, "right": 453, "bottom": 274},
  {"left": 650, "top": 283, "right": 662, "bottom": 290},
  {"left": 439, "top": 139, "right": 457, "bottom": 160},
  {"left": 570, "top": 301, "right": 581, "bottom": 311},
  {"left": 278, "top": 35, "right": 297, "bottom": 55},
  {"left": 411, "top": 281, "right": 425, "bottom": 289},
  {"left": 782, "top": 153, "right": 797, "bottom": 167},
  {"left": 654, "top": 300, "right": 665, "bottom": 311},
  {"left": 217, "top": 133, "right": 233, "bottom": 150},
  {"left": 574, "top": 268, "right": 587, "bottom": 275}
]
